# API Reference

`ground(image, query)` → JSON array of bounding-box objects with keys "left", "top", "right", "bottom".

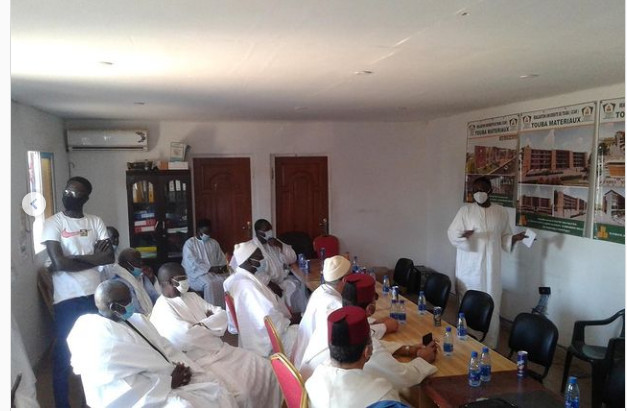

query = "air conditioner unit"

[{"left": 66, "top": 129, "right": 148, "bottom": 151}]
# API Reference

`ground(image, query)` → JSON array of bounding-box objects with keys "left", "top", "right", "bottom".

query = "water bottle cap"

[
  {"left": 399, "top": 300, "right": 405, "bottom": 304},
  {"left": 482, "top": 347, "right": 489, "bottom": 353},
  {"left": 383, "top": 275, "right": 388, "bottom": 279},
  {"left": 471, "top": 351, "right": 478, "bottom": 357},
  {"left": 445, "top": 326, "right": 451, "bottom": 331},
  {"left": 459, "top": 312, "right": 465, "bottom": 318},
  {"left": 568, "top": 376, "right": 577, "bottom": 383},
  {"left": 419, "top": 291, "right": 424, "bottom": 295}
]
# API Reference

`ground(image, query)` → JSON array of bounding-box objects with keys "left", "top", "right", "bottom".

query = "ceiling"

[{"left": 10, "top": 0, "right": 625, "bottom": 122}]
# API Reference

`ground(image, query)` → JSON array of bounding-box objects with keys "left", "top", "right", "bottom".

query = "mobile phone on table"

[{"left": 422, "top": 332, "right": 433, "bottom": 346}]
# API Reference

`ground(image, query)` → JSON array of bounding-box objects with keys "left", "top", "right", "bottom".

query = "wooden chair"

[
  {"left": 270, "top": 352, "right": 309, "bottom": 408},
  {"left": 264, "top": 315, "right": 285, "bottom": 355},
  {"left": 224, "top": 291, "right": 239, "bottom": 333}
]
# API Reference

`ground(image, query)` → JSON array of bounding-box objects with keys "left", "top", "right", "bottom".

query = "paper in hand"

[{"left": 522, "top": 229, "right": 536, "bottom": 248}]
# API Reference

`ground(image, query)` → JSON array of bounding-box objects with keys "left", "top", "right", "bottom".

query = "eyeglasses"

[{"left": 63, "top": 189, "right": 88, "bottom": 198}]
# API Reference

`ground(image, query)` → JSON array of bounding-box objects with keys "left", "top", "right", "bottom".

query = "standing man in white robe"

[
  {"left": 305, "top": 306, "right": 402, "bottom": 408},
  {"left": 67, "top": 280, "right": 237, "bottom": 408},
  {"left": 447, "top": 176, "right": 527, "bottom": 349},
  {"left": 150, "top": 262, "right": 282, "bottom": 408},
  {"left": 181, "top": 218, "right": 229, "bottom": 308},
  {"left": 223, "top": 241, "right": 300, "bottom": 357},
  {"left": 231, "top": 219, "right": 308, "bottom": 314}
]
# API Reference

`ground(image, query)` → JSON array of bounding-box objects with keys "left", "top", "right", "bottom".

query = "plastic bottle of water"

[
  {"left": 443, "top": 326, "right": 454, "bottom": 356},
  {"left": 565, "top": 376, "right": 580, "bottom": 408},
  {"left": 368, "top": 268, "right": 377, "bottom": 282},
  {"left": 352, "top": 256, "right": 359, "bottom": 273},
  {"left": 389, "top": 299, "right": 398, "bottom": 320},
  {"left": 457, "top": 313, "right": 468, "bottom": 341},
  {"left": 398, "top": 300, "right": 407, "bottom": 324},
  {"left": 417, "top": 291, "right": 426, "bottom": 315},
  {"left": 480, "top": 346, "right": 491, "bottom": 382},
  {"left": 319, "top": 247, "right": 326, "bottom": 262},
  {"left": 382, "top": 275, "right": 390, "bottom": 296},
  {"left": 468, "top": 351, "right": 481, "bottom": 387}
]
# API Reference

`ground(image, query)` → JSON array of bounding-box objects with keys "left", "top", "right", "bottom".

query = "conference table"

[{"left": 291, "top": 259, "right": 563, "bottom": 407}]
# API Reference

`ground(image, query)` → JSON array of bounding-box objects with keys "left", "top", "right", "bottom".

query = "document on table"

[{"left": 522, "top": 229, "right": 536, "bottom": 248}]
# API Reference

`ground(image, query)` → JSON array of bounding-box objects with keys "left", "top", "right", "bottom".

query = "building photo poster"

[
  {"left": 516, "top": 102, "right": 596, "bottom": 236},
  {"left": 465, "top": 115, "right": 519, "bottom": 207},
  {"left": 593, "top": 98, "right": 624, "bottom": 244}
]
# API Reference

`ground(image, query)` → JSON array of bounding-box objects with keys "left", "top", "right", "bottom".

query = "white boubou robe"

[
  {"left": 108, "top": 263, "right": 154, "bottom": 315},
  {"left": 305, "top": 363, "right": 401, "bottom": 408},
  {"left": 182, "top": 237, "right": 229, "bottom": 307},
  {"left": 67, "top": 313, "right": 237, "bottom": 408},
  {"left": 149, "top": 292, "right": 282, "bottom": 408},
  {"left": 223, "top": 266, "right": 299, "bottom": 357},
  {"left": 447, "top": 202, "right": 514, "bottom": 349}
]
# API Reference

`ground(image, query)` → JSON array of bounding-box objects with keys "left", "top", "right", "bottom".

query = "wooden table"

[{"left": 291, "top": 260, "right": 322, "bottom": 291}]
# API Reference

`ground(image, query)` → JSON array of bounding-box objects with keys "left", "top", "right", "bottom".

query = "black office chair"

[
  {"left": 560, "top": 308, "right": 625, "bottom": 406},
  {"left": 277, "top": 231, "right": 316, "bottom": 259},
  {"left": 601, "top": 337, "right": 625, "bottom": 408},
  {"left": 458, "top": 290, "right": 494, "bottom": 343},
  {"left": 392, "top": 258, "right": 420, "bottom": 295},
  {"left": 422, "top": 272, "right": 451, "bottom": 314},
  {"left": 507, "top": 312, "right": 559, "bottom": 383}
]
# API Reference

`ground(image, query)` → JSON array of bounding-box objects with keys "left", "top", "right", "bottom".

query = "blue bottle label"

[
  {"left": 443, "top": 342, "right": 453, "bottom": 354},
  {"left": 468, "top": 369, "right": 481, "bottom": 387},
  {"left": 480, "top": 365, "right": 491, "bottom": 382}
]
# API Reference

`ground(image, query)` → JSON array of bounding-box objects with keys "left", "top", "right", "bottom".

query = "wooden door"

[
  {"left": 275, "top": 156, "right": 328, "bottom": 240},
  {"left": 193, "top": 158, "right": 252, "bottom": 256}
]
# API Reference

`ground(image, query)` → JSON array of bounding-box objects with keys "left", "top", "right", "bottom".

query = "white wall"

[
  {"left": 11, "top": 102, "right": 68, "bottom": 364},
  {"left": 423, "top": 83, "right": 625, "bottom": 346}
]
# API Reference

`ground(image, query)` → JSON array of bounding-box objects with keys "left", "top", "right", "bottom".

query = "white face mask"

[
  {"left": 473, "top": 191, "right": 489, "bottom": 204},
  {"left": 174, "top": 279, "right": 189, "bottom": 294},
  {"left": 200, "top": 233, "right": 211, "bottom": 242},
  {"left": 258, "top": 229, "right": 273, "bottom": 240},
  {"left": 250, "top": 258, "right": 268, "bottom": 273}
]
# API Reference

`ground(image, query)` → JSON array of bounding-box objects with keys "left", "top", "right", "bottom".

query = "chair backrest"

[
  {"left": 392, "top": 258, "right": 413, "bottom": 288},
  {"left": 508, "top": 312, "right": 559, "bottom": 382},
  {"left": 602, "top": 337, "right": 625, "bottom": 407},
  {"left": 270, "top": 352, "right": 308, "bottom": 408},
  {"left": 277, "top": 231, "right": 316, "bottom": 259},
  {"left": 422, "top": 272, "right": 451, "bottom": 313},
  {"left": 264, "top": 315, "right": 285, "bottom": 355},
  {"left": 458, "top": 290, "right": 494, "bottom": 342},
  {"left": 224, "top": 292, "right": 239, "bottom": 332},
  {"left": 313, "top": 234, "right": 339, "bottom": 258}
]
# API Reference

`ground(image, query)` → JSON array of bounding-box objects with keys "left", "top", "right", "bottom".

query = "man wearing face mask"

[
  {"left": 231, "top": 218, "right": 308, "bottom": 315},
  {"left": 108, "top": 248, "right": 161, "bottom": 314},
  {"left": 223, "top": 241, "right": 300, "bottom": 357},
  {"left": 67, "top": 280, "right": 237, "bottom": 408},
  {"left": 181, "top": 219, "right": 229, "bottom": 308},
  {"left": 447, "top": 176, "right": 527, "bottom": 349},
  {"left": 150, "top": 263, "right": 282, "bottom": 408},
  {"left": 42, "top": 176, "right": 114, "bottom": 407}
]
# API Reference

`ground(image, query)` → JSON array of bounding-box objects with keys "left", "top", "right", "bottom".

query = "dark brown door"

[
  {"left": 275, "top": 156, "right": 328, "bottom": 240},
  {"left": 193, "top": 158, "right": 252, "bottom": 256}
]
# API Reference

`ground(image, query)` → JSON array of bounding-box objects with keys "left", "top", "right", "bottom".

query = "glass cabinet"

[{"left": 126, "top": 170, "right": 193, "bottom": 268}]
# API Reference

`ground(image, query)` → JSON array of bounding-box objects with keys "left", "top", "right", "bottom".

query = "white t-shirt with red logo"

[{"left": 41, "top": 212, "right": 109, "bottom": 304}]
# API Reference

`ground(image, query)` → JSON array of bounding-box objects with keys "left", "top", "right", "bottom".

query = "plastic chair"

[
  {"left": 277, "top": 231, "right": 316, "bottom": 259},
  {"left": 560, "top": 308, "right": 625, "bottom": 406},
  {"left": 601, "top": 337, "right": 625, "bottom": 408},
  {"left": 422, "top": 271, "right": 451, "bottom": 314},
  {"left": 507, "top": 312, "right": 559, "bottom": 383},
  {"left": 270, "top": 352, "right": 309, "bottom": 408},
  {"left": 392, "top": 258, "right": 420, "bottom": 295},
  {"left": 458, "top": 290, "right": 494, "bottom": 343},
  {"left": 313, "top": 234, "right": 339, "bottom": 258},
  {"left": 264, "top": 315, "right": 285, "bottom": 355},
  {"left": 224, "top": 292, "right": 239, "bottom": 333}
]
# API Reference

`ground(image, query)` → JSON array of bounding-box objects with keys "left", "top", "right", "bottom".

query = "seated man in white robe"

[
  {"left": 150, "top": 262, "right": 282, "bottom": 408},
  {"left": 223, "top": 241, "right": 299, "bottom": 358},
  {"left": 230, "top": 219, "right": 308, "bottom": 314},
  {"left": 67, "top": 280, "right": 237, "bottom": 408},
  {"left": 305, "top": 306, "right": 402, "bottom": 408},
  {"left": 108, "top": 248, "right": 159, "bottom": 315},
  {"left": 181, "top": 218, "right": 230, "bottom": 308}
]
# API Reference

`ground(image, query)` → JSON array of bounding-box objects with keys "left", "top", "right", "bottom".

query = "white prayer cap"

[
  {"left": 323, "top": 255, "right": 351, "bottom": 282},
  {"left": 233, "top": 241, "right": 258, "bottom": 263}
]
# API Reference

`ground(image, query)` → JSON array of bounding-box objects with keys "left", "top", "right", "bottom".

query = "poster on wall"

[
  {"left": 592, "top": 98, "right": 624, "bottom": 244},
  {"left": 465, "top": 115, "right": 519, "bottom": 207},
  {"left": 516, "top": 102, "right": 596, "bottom": 236}
]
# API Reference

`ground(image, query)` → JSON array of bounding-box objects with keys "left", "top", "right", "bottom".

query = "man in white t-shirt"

[{"left": 42, "top": 176, "right": 114, "bottom": 407}]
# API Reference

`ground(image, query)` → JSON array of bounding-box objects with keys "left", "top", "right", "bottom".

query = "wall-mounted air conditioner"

[{"left": 66, "top": 129, "right": 148, "bottom": 151}]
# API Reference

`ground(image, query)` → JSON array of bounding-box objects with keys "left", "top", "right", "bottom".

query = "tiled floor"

[{"left": 34, "top": 302, "right": 594, "bottom": 408}]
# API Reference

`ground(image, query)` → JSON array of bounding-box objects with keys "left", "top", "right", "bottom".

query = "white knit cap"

[
  {"left": 323, "top": 255, "right": 351, "bottom": 282},
  {"left": 233, "top": 241, "right": 258, "bottom": 263}
]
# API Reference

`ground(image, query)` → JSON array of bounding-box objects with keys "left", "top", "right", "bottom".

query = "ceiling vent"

[{"left": 66, "top": 129, "right": 148, "bottom": 151}]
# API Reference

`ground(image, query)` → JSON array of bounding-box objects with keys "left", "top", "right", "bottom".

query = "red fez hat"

[
  {"left": 344, "top": 274, "right": 375, "bottom": 306},
  {"left": 327, "top": 306, "right": 370, "bottom": 346}
]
